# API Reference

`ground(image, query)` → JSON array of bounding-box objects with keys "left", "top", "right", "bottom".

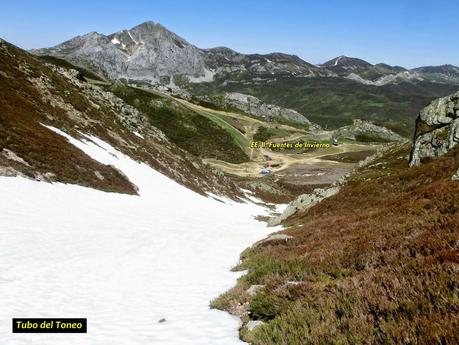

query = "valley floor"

[{"left": 0, "top": 131, "right": 275, "bottom": 345}]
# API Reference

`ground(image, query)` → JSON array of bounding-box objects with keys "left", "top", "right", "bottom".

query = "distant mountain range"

[{"left": 32, "top": 21, "right": 459, "bottom": 86}]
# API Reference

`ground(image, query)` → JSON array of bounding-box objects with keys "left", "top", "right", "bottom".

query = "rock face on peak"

[
  {"left": 32, "top": 21, "right": 209, "bottom": 82},
  {"left": 33, "top": 31, "right": 128, "bottom": 80},
  {"left": 334, "top": 119, "right": 407, "bottom": 143},
  {"left": 409, "top": 91, "right": 459, "bottom": 166}
]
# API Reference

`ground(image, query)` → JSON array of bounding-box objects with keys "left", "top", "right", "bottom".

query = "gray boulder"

[
  {"left": 452, "top": 168, "right": 459, "bottom": 181},
  {"left": 246, "top": 285, "right": 265, "bottom": 296},
  {"left": 334, "top": 119, "right": 407, "bottom": 143},
  {"left": 268, "top": 186, "right": 340, "bottom": 226},
  {"left": 253, "top": 234, "right": 294, "bottom": 247},
  {"left": 246, "top": 320, "right": 264, "bottom": 331}
]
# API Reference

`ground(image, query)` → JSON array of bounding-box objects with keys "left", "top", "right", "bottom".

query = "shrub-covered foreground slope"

[{"left": 213, "top": 143, "right": 459, "bottom": 344}]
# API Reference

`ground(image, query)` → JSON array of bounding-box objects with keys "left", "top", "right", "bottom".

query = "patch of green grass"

[
  {"left": 250, "top": 292, "right": 291, "bottom": 321},
  {"left": 193, "top": 109, "right": 249, "bottom": 153},
  {"left": 253, "top": 127, "right": 293, "bottom": 141}
]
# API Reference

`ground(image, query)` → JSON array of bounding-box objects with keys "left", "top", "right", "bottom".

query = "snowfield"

[{"left": 0, "top": 128, "right": 275, "bottom": 344}]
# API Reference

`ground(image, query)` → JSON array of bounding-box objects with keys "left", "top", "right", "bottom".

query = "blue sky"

[{"left": 1, "top": 0, "right": 457, "bottom": 68}]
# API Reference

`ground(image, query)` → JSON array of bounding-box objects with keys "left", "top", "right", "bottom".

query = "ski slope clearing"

[{"left": 0, "top": 127, "right": 274, "bottom": 345}]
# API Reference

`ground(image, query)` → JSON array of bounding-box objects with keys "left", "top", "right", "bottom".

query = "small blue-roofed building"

[{"left": 260, "top": 168, "right": 271, "bottom": 176}]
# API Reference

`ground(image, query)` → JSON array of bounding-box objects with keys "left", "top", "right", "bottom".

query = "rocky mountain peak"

[
  {"left": 322, "top": 55, "right": 372, "bottom": 68},
  {"left": 129, "top": 21, "right": 187, "bottom": 45},
  {"left": 108, "top": 21, "right": 190, "bottom": 50},
  {"left": 33, "top": 20, "right": 207, "bottom": 81},
  {"left": 133, "top": 20, "right": 159, "bottom": 30},
  {"left": 83, "top": 31, "right": 104, "bottom": 39}
]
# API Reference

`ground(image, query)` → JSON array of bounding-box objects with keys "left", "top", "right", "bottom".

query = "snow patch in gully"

[{"left": 0, "top": 126, "right": 275, "bottom": 344}]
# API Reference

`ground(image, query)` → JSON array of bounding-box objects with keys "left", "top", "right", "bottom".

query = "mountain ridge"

[{"left": 31, "top": 21, "right": 459, "bottom": 86}]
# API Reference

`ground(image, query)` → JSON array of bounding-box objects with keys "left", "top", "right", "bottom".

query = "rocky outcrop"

[
  {"left": 452, "top": 168, "right": 459, "bottom": 181},
  {"left": 334, "top": 119, "right": 407, "bottom": 143},
  {"left": 246, "top": 320, "right": 264, "bottom": 331},
  {"left": 268, "top": 186, "right": 340, "bottom": 226},
  {"left": 357, "top": 144, "right": 398, "bottom": 168},
  {"left": 43, "top": 65, "right": 167, "bottom": 141},
  {"left": 218, "top": 92, "right": 320, "bottom": 129},
  {"left": 246, "top": 285, "right": 265, "bottom": 296},
  {"left": 253, "top": 233, "right": 294, "bottom": 245},
  {"left": 409, "top": 91, "right": 459, "bottom": 166}
]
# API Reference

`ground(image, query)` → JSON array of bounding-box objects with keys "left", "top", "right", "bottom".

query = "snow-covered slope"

[{"left": 0, "top": 129, "right": 274, "bottom": 345}]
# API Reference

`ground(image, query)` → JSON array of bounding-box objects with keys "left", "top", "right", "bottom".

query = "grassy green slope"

[
  {"left": 105, "top": 84, "right": 249, "bottom": 163},
  {"left": 194, "top": 109, "right": 250, "bottom": 153}
]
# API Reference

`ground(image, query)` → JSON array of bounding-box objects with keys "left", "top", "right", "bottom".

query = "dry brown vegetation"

[{"left": 213, "top": 144, "right": 459, "bottom": 344}]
